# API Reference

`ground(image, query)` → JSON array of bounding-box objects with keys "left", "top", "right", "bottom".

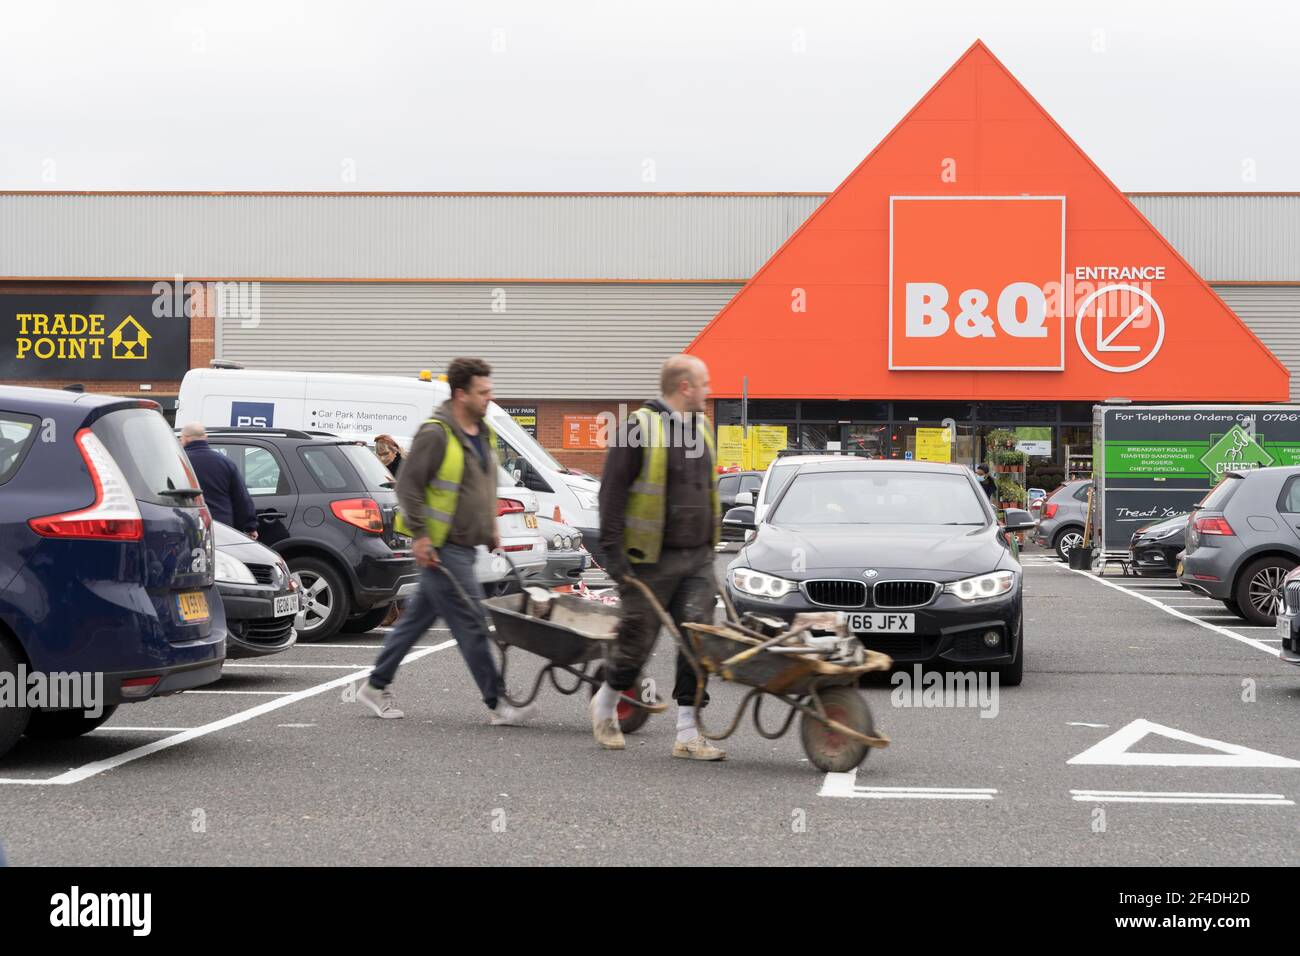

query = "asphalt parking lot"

[{"left": 2, "top": 547, "right": 1298, "bottom": 867}]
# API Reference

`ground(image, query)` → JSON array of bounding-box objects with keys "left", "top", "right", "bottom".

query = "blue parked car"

[{"left": 0, "top": 386, "right": 226, "bottom": 758}]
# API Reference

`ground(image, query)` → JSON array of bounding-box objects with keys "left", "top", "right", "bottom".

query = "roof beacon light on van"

[
  {"left": 28, "top": 428, "right": 144, "bottom": 541},
  {"left": 419, "top": 370, "right": 433, "bottom": 381}
]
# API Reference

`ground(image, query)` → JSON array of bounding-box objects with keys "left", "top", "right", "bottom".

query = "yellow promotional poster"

[
  {"left": 916, "top": 427, "right": 952, "bottom": 463},
  {"left": 716, "top": 425, "right": 788, "bottom": 470}
]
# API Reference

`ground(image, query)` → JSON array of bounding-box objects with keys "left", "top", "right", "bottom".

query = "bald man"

[
  {"left": 180, "top": 422, "right": 258, "bottom": 537},
  {"left": 593, "top": 354, "right": 725, "bottom": 760}
]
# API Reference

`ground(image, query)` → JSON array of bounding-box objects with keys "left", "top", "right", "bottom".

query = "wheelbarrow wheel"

[
  {"left": 587, "top": 664, "right": 654, "bottom": 734},
  {"left": 800, "top": 686, "right": 872, "bottom": 773}
]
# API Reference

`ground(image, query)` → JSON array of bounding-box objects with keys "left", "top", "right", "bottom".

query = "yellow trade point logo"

[{"left": 108, "top": 315, "right": 150, "bottom": 360}]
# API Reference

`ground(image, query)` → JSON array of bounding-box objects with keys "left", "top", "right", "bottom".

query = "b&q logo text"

[
  {"left": 13, "top": 312, "right": 152, "bottom": 362},
  {"left": 889, "top": 196, "right": 1065, "bottom": 371}
]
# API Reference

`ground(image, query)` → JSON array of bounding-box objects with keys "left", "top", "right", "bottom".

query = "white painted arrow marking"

[
  {"left": 1096, "top": 303, "right": 1143, "bottom": 353},
  {"left": 1067, "top": 718, "right": 1300, "bottom": 768}
]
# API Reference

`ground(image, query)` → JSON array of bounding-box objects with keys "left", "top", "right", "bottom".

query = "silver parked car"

[
  {"left": 1032, "top": 479, "right": 1092, "bottom": 560},
  {"left": 1179, "top": 468, "right": 1300, "bottom": 625}
]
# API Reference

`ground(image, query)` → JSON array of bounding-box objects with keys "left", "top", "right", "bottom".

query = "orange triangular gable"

[{"left": 688, "top": 40, "right": 1289, "bottom": 401}]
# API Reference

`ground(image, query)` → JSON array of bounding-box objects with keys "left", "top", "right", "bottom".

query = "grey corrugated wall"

[
  {"left": 2, "top": 192, "right": 1298, "bottom": 283},
  {"left": 1213, "top": 285, "right": 1300, "bottom": 401},
  {"left": 0, "top": 194, "right": 824, "bottom": 281},
  {"left": 217, "top": 282, "right": 744, "bottom": 399}
]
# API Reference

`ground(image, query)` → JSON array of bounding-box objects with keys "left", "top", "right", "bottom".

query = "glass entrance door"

[{"left": 841, "top": 423, "right": 889, "bottom": 458}]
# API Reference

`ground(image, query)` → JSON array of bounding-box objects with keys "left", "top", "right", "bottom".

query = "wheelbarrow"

[{"left": 622, "top": 576, "right": 893, "bottom": 772}]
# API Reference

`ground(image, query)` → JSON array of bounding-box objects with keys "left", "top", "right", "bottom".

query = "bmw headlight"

[
  {"left": 731, "top": 568, "right": 797, "bottom": 599},
  {"left": 944, "top": 570, "right": 1016, "bottom": 601},
  {"left": 215, "top": 550, "right": 256, "bottom": 585},
  {"left": 572, "top": 488, "right": 599, "bottom": 511}
]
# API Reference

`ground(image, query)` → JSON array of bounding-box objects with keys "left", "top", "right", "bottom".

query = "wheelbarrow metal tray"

[
  {"left": 682, "top": 623, "right": 892, "bottom": 696},
  {"left": 482, "top": 593, "right": 615, "bottom": 667}
]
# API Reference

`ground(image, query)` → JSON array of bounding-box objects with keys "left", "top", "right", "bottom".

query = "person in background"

[
  {"left": 975, "top": 463, "right": 997, "bottom": 502},
  {"left": 180, "top": 422, "right": 259, "bottom": 538},
  {"left": 375, "top": 434, "right": 405, "bottom": 478}
]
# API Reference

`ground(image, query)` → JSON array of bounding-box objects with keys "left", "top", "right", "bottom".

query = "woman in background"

[{"left": 374, "top": 434, "right": 405, "bottom": 478}]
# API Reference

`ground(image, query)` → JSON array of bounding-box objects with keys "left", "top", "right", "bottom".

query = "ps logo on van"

[{"left": 230, "top": 401, "right": 274, "bottom": 429}]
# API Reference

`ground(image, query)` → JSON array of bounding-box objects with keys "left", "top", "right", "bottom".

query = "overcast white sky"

[{"left": 3, "top": 0, "right": 1297, "bottom": 192}]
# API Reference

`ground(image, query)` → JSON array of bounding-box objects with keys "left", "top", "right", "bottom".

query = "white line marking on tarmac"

[
  {"left": 1070, "top": 790, "right": 1293, "bottom": 806},
  {"left": 91, "top": 727, "right": 192, "bottom": 733},
  {"left": 0, "top": 640, "right": 455, "bottom": 786},
  {"left": 1067, "top": 718, "right": 1300, "bottom": 768},
  {"left": 1067, "top": 722, "right": 1109, "bottom": 728},
  {"left": 1060, "top": 566, "right": 1281, "bottom": 658},
  {"left": 820, "top": 771, "right": 997, "bottom": 800}
]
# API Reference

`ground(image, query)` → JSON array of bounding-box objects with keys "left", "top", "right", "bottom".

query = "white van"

[{"left": 175, "top": 367, "right": 603, "bottom": 552}]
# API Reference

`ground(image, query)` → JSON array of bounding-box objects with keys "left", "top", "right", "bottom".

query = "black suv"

[{"left": 198, "top": 428, "right": 419, "bottom": 641}]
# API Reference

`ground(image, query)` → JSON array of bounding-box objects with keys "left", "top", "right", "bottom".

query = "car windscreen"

[
  {"left": 1197, "top": 474, "right": 1243, "bottom": 511},
  {"left": 770, "top": 470, "right": 988, "bottom": 526},
  {"left": 93, "top": 407, "right": 202, "bottom": 506},
  {"left": 763, "top": 462, "right": 799, "bottom": 503},
  {"left": 337, "top": 443, "right": 396, "bottom": 491}
]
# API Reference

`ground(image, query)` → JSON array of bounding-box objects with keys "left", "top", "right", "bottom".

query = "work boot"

[
  {"left": 489, "top": 702, "right": 537, "bottom": 727},
  {"left": 672, "top": 735, "right": 726, "bottom": 761},
  {"left": 590, "top": 696, "right": 625, "bottom": 750},
  {"left": 357, "top": 682, "right": 404, "bottom": 719}
]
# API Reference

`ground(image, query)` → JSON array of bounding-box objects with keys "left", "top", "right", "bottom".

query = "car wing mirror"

[
  {"left": 723, "top": 506, "right": 756, "bottom": 530},
  {"left": 734, "top": 490, "right": 755, "bottom": 507}
]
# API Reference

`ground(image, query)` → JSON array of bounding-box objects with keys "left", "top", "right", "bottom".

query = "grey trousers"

[{"left": 369, "top": 543, "right": 505, "bottom": 708}]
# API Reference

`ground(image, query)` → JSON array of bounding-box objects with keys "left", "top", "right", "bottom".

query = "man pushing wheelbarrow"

[{"left": 593, "top": 354, "right": 726, "bottom": 760}]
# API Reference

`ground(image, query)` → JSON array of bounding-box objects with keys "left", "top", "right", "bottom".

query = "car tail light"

[
  {"left": 330, "top": 497, "right": 384, "bottom": 533},
  {"left": 28, "top": 429, "right": 143, "bottom": 541},
  {"left": 1043, "top": 503, "right": 1058, "bottom": 519},
  {"left": 497, "top": 498, "right": 526, "bottom": 516},
  {"left": 1193, "top": 515, "right": 1235, "bottom": 536},
  {"left": 120, "top": 675, "right": 160, "bottom": 699}
]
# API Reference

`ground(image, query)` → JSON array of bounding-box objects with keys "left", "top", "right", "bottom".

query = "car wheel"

[
  {"left": 289, "top": 557, "right": 351, "bottom": 642},
  {"left": 342, "top": 605, "right": 392, "bottom": 634},
  {"left": 800, "top": 686, "right": 873, "bottom": 772},
  {"left": 0, "top": 636, "right": 30, "bottom": 758},
  {"left": 998, "top": 617, "right": 1024, "bottom": 687},
  {"left": 1223, "top": 597, "right": 1244, "bottom": 618},
  {"left": 1235, "top": 557, "right": 1296, "bottom": 626},
  {"left": 24, "top": 705, "right": 118, "bottom": 739},
  {"left": 1054, "top": 527, "right": 1084, "bottom": 561}
]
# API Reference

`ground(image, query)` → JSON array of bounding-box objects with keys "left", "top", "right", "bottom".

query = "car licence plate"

[
  {"left": 524, "top": 515, "right": 538, "bottom": 529},
  {"left": 175, "top": 590, "right": 210, "bottom": 622},
  {"left": 847, "top": 612, "right": 914, "bottom": 633},
  {"left": 274, "top": 594, "right": 300, "bottom": 618},
  {"left": 1276, "top": 610, "right": 1293, "bottom": 643}
]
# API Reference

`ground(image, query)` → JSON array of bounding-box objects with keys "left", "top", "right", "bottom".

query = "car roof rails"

[{"left": 200, "top": 426, "right": 322, "bottom": 440}]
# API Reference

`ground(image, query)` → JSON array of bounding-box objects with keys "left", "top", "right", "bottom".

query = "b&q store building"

[{"left": 2, "top": 43, "right": 1297, "bottom": 481}]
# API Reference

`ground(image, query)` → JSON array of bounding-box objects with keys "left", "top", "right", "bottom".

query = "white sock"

[
  {"left": 593, "top": 682, "right": 621, "bottom": 722},
  {"left": 676, "top": 705, "right": 698, "bottom": 743}
]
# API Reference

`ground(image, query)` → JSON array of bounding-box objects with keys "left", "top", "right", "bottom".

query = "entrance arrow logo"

[
  {"left": 1067, "top": 718, "right": 1300, "bottom": 768},
  {"left": 1199, "top": 424, "right": 1274, "bottom": 478}
]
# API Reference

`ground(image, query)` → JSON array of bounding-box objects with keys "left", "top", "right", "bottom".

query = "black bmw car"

[{"left": 724, "top": 459, "right": 1034, "bottom": 685}]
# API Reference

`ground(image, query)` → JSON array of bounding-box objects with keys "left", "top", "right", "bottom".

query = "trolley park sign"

[
  {"left": 0, "top": 294, "right": 190, "bottom": 381},
  {"left": 688, "top": 41, "right": 1289, "bottom": 402}
]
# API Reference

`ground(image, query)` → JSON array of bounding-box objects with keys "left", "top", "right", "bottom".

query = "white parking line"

[
  {"left": 1060, "top": 566, "right": 1280, "bottom": 658},
  {"left": 819, "top": 771, "right": 997, "bottom": 800},
  {"left": 91, "top": 727, "right": 192, "bottom": 733},
  {"left": 1070, "top": 789, "right": 1293, "bottom": 806},
  {"left": 0, "top": 640, "right": 456, "bottom": 786}
]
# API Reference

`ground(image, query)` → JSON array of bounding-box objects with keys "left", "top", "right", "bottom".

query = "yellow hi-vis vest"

[
  {"left": 623, "top": 407, "right": 721, "bottom": 564},
  {"left": 393, "top": 418, "right": 497, "bottom": 546}
]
